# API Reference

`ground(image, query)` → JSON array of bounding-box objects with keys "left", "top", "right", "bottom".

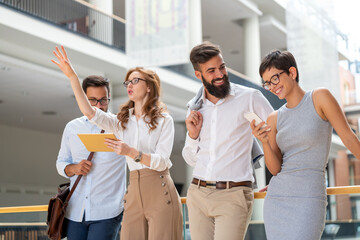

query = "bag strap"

[{"left": 64, "top": 129, "right": 105, "bottom": 205}]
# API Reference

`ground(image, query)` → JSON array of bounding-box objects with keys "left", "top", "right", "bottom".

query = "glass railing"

[{"left": 1, "top": 186, "right": 360, "bottom": 239}]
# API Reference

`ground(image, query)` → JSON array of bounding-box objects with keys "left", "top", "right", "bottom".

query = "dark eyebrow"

[
  {"left": 270, "top": 73, "right": 279, "bottom": 79},
  {"left": 206, "top": 67, "right": 215, "bottom": 72},
  {"left": 206, "top": 63, "right": 226, "bottom": 72},
  {"left": 263, "top": 72, "right": 281, "bottom": 82}
]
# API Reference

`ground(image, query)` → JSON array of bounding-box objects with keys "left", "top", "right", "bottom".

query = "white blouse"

[{"left": 90, "top": 108, "right": 174, "bottom": 171}]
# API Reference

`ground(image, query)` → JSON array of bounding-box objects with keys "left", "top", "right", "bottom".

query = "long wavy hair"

[{"left": 117, "top": 67, "right": 166, "bottom": 131}]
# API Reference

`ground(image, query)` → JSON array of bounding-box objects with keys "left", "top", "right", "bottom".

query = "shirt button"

[
  {"left": 167, "top": 200, "right": 171, "bottom": 204},
  {"left": 161, "top": 182, "right": 166, "bottom": 187},
  {"left": 160, "top": 175, "right": 164, "bottom": 179},
  {"left": 164, "top": 191, "right": 168, "bottom": 195}
]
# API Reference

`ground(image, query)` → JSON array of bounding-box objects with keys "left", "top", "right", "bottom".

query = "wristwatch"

[{"left": 134, "top": 151, "right": 142, "bottom": 163}]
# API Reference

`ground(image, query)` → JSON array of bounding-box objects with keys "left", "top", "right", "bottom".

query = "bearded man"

[{"left": 182, "top": 41, "right": 273, "bottom": 240}]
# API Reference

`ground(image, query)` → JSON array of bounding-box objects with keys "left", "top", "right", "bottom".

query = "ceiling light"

[
  {"left": 0, "top": 66, "right": 10, "bottom": 71},
  {"left": 42, "top": 111, "right": 57, "bottom": 116}
]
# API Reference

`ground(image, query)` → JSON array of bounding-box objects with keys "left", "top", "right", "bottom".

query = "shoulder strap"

[{"left": 64, "top": 129, "right": 105, "bottom": 204}]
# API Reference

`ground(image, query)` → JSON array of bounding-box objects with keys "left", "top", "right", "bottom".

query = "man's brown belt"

[{"left": 192, "top": 178, "right": 252, "bottom": 189}]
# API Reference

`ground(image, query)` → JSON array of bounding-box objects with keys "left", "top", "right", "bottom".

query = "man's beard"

[{"left": 202, "top": 74, "right": 230, "bottom": 99}]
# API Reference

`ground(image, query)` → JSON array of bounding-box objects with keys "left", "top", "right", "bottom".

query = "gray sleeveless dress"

[{"left": 264, "top": 91, "right": 332, "bottom": 240}]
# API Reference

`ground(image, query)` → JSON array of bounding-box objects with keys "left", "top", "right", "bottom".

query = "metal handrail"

[{"left": 1, "top": 186, "right": 359, "bottom": 213}]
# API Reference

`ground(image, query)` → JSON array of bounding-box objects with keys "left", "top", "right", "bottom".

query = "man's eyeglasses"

[
  {"left": 262, "top": 71, "right": 286, "bottom": 90},
  {"left": 88, "top": 98, "right": 110, "bottom": 106},
  {"left": 123, "top": 78, "right": 146, "bottom": 87}
]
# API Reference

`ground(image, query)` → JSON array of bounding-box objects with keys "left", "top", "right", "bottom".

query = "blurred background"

[{"left": 1, "top": 0, "right": 360, "bottom": 239}]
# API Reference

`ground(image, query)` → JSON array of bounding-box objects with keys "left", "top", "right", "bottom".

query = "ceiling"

[
  {"left": 0, "top": 55, "right": 81, "bottom": 134},
  {"left": 201, "top": 0, "right": 286, "bottom": 71}
]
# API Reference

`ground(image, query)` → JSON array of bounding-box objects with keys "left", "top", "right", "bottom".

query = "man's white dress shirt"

[
  {"left": 182, "top": 83, "right": 274, "bottom": 182},
  {"left": 57, "top": 115, "right": 127, "bottom": 222}
]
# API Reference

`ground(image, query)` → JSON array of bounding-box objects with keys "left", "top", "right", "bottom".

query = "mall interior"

[{"left": 1, "top": 0, "right": 360, "bottom": 239}]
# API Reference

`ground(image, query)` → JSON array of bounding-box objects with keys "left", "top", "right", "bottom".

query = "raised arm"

[
  {"left": 251, "top": 111, "right": 283, "bottom": 175},
  {"left": 51, "top": 46, "right": 96, "bottom": 119},
  {"left": 314, "top": 88, "right": 360, "bottom": 160}
]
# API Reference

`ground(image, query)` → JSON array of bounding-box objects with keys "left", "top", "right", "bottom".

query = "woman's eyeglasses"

[
  {"left": 262, "top": 71, "right": 286, "bottom": 90},
  {"left": 123, "top": 78, "right": 146, "bottom": 87}
]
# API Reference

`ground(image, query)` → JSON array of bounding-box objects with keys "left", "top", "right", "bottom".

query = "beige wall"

[
  {"left": 339, "top": 65, "right": 356, "bottom": 106},
  {"left": 0, "top": 124, "right": 65, "bottom": 206}
]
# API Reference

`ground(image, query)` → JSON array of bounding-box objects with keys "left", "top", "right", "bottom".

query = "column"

[
  {"left": 252, "top": 157, "right": 266, "bottom": 220},
  {"left": 188, "top": 0, "right": 202, "bottom": 48},
  {"left": 184, "top": 0, "right": 202, "bottom": 187},
  {"left": 243, "top": 16, "right": 261, "bottom": 84}
]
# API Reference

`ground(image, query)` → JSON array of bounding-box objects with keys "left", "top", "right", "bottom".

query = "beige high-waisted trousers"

[{"left": 120, "top": 168, "right": 183, "bottom": 240}]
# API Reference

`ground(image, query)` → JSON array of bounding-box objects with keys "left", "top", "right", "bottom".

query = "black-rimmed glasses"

[
  {"left": 123, "top": 78, "right": 146, "bottom": 87},
  {"left": 88, "top": 98, "right": 110, "bottom": 106},
  {"left": 262, "top": 71, "right": 286, "bottom": 90}
]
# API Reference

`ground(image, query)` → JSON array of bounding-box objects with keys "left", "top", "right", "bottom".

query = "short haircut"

[
  {"left": 82, "top": 75, "right": 110, "bottom": 94},
  {"left": 190, "top": 41, "right": 222, "bottom": 71},
  {"left": 259, "top": 50, "right": 299, "bottom": 82}
]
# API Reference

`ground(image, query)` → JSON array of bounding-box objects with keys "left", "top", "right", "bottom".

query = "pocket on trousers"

[{"left": 237, "top": 188, "right": 254, "bottom": 213}]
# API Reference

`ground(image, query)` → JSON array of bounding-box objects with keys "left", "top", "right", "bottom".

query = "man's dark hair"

[
  {"left": 259, "top": 50, "right": 299, "bottom": 82},
  {"left": 190, "top": 41, "right": 222, "bottom": 71},
  {"left": 82, "top": 75, "right": 110, "bottom": 94}
]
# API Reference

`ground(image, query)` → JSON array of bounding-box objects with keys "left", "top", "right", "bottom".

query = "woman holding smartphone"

[
  {"left": 52, "top": 46, "right": 183, "bottom": 240},
  {"left": 251, "top": 49, "right": 360, "bottom": 240}
]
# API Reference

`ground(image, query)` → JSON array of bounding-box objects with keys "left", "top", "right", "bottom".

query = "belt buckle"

[{"left": 205, "top": 181, "right": 216, "bottom": 189}]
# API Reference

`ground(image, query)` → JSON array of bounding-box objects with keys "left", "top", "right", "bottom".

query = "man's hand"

[
  {"left": 185, "top": 110, "right": 203, "bottom": 139},
  {"left": 65, "top": 160, "right": 92, "bottom": 177}
]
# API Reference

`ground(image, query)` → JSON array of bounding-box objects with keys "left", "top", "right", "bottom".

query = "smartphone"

[{"left": 244, "top": 112, "right": 270, "bottom": 131}]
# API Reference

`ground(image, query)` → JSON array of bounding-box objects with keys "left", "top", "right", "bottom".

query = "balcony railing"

[
  {"left": 0, "top": 0, "right": 126, "bottom": 51},
  {"left": 1, "top": 186, "right": 360, "bottom": 239}
]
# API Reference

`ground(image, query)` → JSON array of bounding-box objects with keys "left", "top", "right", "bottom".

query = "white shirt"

[
  {"left": 90, "top": 108, "right": 174, "bottom": 171},
  {"left": 182, "top": 83, "right": 274, "bottom": 182},
  {"left": 56, "top": 115, "right": 127, "bottom": 222}
]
